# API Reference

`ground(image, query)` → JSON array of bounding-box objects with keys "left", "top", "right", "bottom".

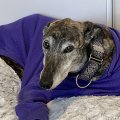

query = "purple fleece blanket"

[{"left": 0, "top": 14, "right": 120, "bottom": 120}]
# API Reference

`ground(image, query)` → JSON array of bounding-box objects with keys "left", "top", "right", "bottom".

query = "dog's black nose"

[{"left": 40, "top": 80, "right": 53, "bottom": 89}]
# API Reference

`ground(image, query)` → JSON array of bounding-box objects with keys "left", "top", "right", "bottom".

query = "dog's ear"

[{"left": 83, "top": 21, "right": 104, "bottom": 45}]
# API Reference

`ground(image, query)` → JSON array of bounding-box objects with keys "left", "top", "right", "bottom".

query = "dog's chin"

[
  {"left": 70, "top": 69, "right": 80, "bottom": 74},
  {"left": 70, "top": 58, "right": 88, "bottom": 74},
  {"left": 69, "top": 65, "right": 84, "bottom": 74},
  {"left": 48, "top": 85, "right": 58, "bottom": 90}
]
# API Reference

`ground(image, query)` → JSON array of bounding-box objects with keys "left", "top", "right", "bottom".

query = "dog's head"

[{"left": 40, "top": 18, "right": 103, "bottom": 89}]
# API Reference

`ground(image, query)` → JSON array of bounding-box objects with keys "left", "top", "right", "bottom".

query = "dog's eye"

[
  {"left": 43, "top": 41, "right": 50, "bottom": 50},
  {"left": 63, "top": 45, "right": 74, "bottom": 53}
]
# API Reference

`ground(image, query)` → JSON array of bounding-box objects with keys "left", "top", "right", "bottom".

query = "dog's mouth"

[
  {"left": 40, "top": 73, "right": 67, "bottom": 90},
  {"left": 40, "top": 79, "right": 62, "bottom": 90}
]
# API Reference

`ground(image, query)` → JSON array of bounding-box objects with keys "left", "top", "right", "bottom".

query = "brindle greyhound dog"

[
  {"left": 40, "top": 18, "right": 115, "bottom": 89},
  {"left": 1, "top": 18, "right": 115, "bottom": 90}
]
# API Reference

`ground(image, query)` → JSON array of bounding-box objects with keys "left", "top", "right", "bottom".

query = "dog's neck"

[{"left": 70, "top": 34, "right": 104, "bottom": 82}]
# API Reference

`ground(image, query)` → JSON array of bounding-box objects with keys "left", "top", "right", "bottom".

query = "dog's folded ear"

[{"left": 83, "top": 21, "right": 104, "bottom": 45}]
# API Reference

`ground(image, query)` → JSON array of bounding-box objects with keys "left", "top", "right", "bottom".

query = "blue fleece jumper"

[{"left": 0, "top": 14, "right": 120, "bottom": 120}]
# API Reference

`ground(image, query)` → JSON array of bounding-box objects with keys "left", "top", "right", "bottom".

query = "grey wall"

[
  {"left": 113, "top": 0, "right": 120, "bottom": 29},
  {"left": 0, "top": 0, "right": 112, "bottom": 26}
]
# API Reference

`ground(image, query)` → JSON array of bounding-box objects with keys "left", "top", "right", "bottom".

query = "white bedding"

[
  {"left": 0, "top": 58, "right": 120, "bottom": 120},
  {"left": 48, "top": 96, "right": 120, "bottom": 120}
]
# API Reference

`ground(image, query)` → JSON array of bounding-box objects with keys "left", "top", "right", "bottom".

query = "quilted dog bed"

[{"left": 0, "top": 57, "right": 120, "bottom": 120}]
